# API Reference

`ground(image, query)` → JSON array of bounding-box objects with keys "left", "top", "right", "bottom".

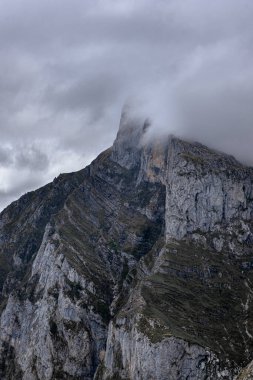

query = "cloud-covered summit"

[{"left": 0, "top": 0, "right": 253, "bottom": 210}]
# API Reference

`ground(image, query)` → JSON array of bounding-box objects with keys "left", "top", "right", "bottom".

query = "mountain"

[{"left": 0, "top": 111, "right": 253, "bottom": 379}]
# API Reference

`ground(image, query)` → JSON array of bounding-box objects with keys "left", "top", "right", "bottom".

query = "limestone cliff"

[{"left": 0, "top": 112, "right": 253, "bottom": 379}]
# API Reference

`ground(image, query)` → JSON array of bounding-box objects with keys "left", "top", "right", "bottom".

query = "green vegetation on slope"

[{"left": 140, "top": 239, "right": 253, "bottom": 366}]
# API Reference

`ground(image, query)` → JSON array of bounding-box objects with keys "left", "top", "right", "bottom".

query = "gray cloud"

[
  {"left": 0, "top": 145, "right": 49, "bottom": 171},
  {"left": 0, "top": 147, "right": 13, "bottom": 167},
  {"left": 0, "top": 0, "right": 253, "bottom": 211},
  {"left": 15, "top": 145, "right": 49, "bottom": 171}
]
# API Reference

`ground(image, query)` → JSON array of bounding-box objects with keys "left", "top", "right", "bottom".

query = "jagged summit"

[
  {"left": 111, "top": 111, "right": 250, "bottom": 210},
  {"left": 0, "top": 113, "right": 253, "bottom": 379},
  {"left": 111, "top": 107, "right": 152, "bottom": 168},
  {"left": 112, "top": 108, "right": 247, "bottom": 174}
]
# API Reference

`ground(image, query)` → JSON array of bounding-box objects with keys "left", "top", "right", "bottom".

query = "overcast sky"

[{"left": 0, "top": 0, "right": 253, "bottom": 211}]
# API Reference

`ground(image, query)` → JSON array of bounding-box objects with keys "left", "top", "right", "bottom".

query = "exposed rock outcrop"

[
  {"left": 0, "top": 111, "right": 253, "bottom": 379},
  {"left": 98, "top": 317, "right": 233, "bottom": 380}
]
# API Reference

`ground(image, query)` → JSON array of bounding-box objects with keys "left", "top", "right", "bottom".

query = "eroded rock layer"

[{"left": 0, "top": 113, "right": 253, "bottom": 379}]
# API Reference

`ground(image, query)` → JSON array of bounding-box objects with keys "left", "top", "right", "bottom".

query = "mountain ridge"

[{"left": 0, "top": 113, "right": 253, "bottom": 379}]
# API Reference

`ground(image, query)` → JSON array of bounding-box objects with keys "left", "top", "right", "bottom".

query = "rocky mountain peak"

[
  {"left": 111, "top": 106, "right": 152, "bottom": 169},
  {"left": 0, "top": 113, "right": 253, "bottom": 379},
  {"left": 112, "top": 108, "right": 251, "bottom": 186}
]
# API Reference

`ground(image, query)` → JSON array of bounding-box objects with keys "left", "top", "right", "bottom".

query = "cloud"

[
  {"left": 0, "top": 144, "right": 49, "bottom": 171},
  {"left": 0, "top": 0, "right": 253, "bottom": 210},
  {"left": 0, "top": 147, "right": 13, "bottom": 167},
  {"left": 15, "top": 145, "right": 49, "bottom": 171}
]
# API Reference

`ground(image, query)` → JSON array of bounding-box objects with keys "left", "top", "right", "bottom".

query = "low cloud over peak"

[{"left": 0, "top": 0, "right": 253, "bottom": 210}]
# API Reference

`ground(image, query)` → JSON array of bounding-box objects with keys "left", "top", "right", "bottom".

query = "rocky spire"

[{"left": 111, "top": 105, "right": 151, "bottom": 169}]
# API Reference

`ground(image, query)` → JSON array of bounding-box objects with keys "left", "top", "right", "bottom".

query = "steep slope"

[
  {"left": 0, "top": 111, "right": 253, "bottom": 379},
  {"left": 98, "top": 114, "right": 253, "bottom": 379},
  {"left": 0, "top": 122, "right": 165, "bottom": 379},
  {"left": 0, "top": 169, "right": 86, "bottom": 299}
]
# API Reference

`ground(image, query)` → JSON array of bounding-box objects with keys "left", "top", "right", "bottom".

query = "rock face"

[{"left": 0, "top": 111, "right": 253, "bottom": 379}]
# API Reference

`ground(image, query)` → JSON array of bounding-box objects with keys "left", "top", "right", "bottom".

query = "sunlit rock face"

[{"left": 0, "top": 110, "right": 253, "bottom": 379}]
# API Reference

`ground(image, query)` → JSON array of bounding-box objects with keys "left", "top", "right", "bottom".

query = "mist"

[
  {"left": 129, "top": 32, "right": 253, "bottom": 165},
  {"left": 0, "top": 0, "right": 253, "bottom": 210}
]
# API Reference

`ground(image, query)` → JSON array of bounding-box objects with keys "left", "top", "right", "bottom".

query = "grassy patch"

[{"left": 140, "top": 240, "right": 253, "bottom": 366}]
